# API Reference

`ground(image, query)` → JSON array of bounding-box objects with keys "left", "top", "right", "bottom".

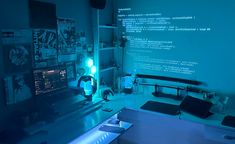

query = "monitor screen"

[{"left": 33, "top": 66, "right": 67, "bottom": 96}]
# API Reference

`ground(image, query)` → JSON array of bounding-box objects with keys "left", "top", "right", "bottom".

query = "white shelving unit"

[
  {"left": 92, "top": 2, "right": 121, "bottom": 94},
  {"left": 99, "top": 25, "right": 117, "bottom": 29},
  {"left": 99, "top": 47, "right": 116, "bottom": 51},
  {"left": 100, "top": 66, "right": 116, "bottom": 73},
  {"left": 98, "top": 23, "right": 118, "bottom": 87}
]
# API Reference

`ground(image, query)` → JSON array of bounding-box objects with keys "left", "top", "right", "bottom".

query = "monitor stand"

[{"left": 152, "top": 85, "right": 183, "bottom": 100}]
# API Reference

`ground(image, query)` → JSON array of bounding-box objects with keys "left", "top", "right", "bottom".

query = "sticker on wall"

[
  {"left": 33, "top": 29, "right": 58, "bottom": 68},
  {"left": 1, "top": 30, "right": 32, "bottom": 74},
  {"left": 57, "top": 18, "right": 76, "bottom": 55},
  {"left": 4, "top": 73, "right": 33, "bottom": 105}
]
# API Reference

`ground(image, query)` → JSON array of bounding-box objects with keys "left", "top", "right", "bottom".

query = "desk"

[
  {"left": 109, "top": 94, "right": 235, "bottom": 144},
  {"left": 69, "top": 113, "right": 132, "bottom": 144},
  {"left": 20, "top": 93, "right": 235, "bottom": 144},
  {"left": 117, "top": 108, "right": 235, "bottom": 144}
]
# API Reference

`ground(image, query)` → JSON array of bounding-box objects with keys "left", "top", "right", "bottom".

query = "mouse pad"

[
  {"left": 222, "top": 115, "right": 235, "bottom": 128},
  {"left": 180, "top": 96, "right": 213, "bottom": 119},
  {"left": 141, "top": 101, "right": 180, "bottom": 115}
]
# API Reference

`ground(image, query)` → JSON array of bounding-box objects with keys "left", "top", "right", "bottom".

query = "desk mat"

[
  {"left": 180, "top": 96, "right": 213, "bottom": 119},
  {"left": 140, "top": 101, "right": 180, "bottom": 115},
  {"left": 222, "top": 115, "right": 235, "bottom": 128}
]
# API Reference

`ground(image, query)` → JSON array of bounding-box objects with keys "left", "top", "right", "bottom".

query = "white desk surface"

[
  {"left": 109, "top": 93, "right": 235, "bottom": 128},
  {"left": 21, "top": 93, "right": 235, "bottom": 144}
]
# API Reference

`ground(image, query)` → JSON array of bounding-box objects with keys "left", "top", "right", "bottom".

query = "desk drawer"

[{"left": 204, "top": 126, "right": 235, "bottom": 144}]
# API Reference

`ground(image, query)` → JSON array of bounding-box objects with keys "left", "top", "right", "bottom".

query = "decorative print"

[
  {"left": 33, "top": 29, "right": 58, "bottom": 68},
  {"left": 4, "top": 73, "right": 32, "bottom": 105},
  {"left": 65, "top": 62, "right": 76, "bottom": 81},
  {"left": 57, "top": 18, "right": 76, "bottom": 55},
  {"left": 2, "top": 30, "right": 32, "bottom": 73}
]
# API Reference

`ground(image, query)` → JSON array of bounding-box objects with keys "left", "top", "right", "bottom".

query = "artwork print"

[
  {"left": 65, "top": 62, "right": 76, "bottom": 81},
  {"left": 33, "top": 29, "right": 58, "bottom": 68},
  {"left": 4, "top": 73, "right": 32, "bottom": 105},
  {"left": 1, "top": 30, "right": 32, "bottom": 73},
  {"left": 57, "top": 18, "right": 76, "bottom": 55}
]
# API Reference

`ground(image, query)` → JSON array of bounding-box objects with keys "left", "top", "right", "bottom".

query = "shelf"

[
  {"left": 100, "top": 47, "right": 121, "bottom": 51},
  {"left": 99, "top": 25, "right": 118, "bottom": 29},
  {"left": 100, "top": 66, "right": 116, "bottom": 73},
  {"left": 99, "top": 47, "right": 116, "bottom": 51}
]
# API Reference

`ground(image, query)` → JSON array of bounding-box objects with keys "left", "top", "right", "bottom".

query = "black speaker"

[{"left": 90, "top": 0, "right": 106, "bottom": 9}]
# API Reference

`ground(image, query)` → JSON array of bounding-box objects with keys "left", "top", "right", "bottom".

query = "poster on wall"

[
  {"left": 33, "top": 29, "right": 58, "bottom": 68},
  {"left": 1, "top": 30, "right": 32, "bottom": 74},
  {"left": 65, "top": 61, "right": 76, "bottom": 81},
  {"left": 4, "top": 73, "right": 33, "bottom": 105},
  {"left": 57, "top": 18, "right": 77, "bottom": 63}
]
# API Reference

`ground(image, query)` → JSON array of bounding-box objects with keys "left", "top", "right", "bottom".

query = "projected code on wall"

[
  {"left": 118, "top": 8, "right": 211, "bottom": 75},
  {"left": 118, "top": 9, "right": 211, "bottom": 33}
]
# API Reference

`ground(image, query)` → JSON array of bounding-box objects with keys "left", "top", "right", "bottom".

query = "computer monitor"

[{"left": 33, "top": 66, "right": 68, "bottom": 96}]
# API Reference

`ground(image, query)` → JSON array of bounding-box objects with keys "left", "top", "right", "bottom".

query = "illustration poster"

[
  {"left": 57, "top": 18, "right": 76, "bottom": 55},
  {"left": 65, "top": 62, "right": 76, "bottom": 81},
  {"left": 33, "top": 29, "right": 58, "bottom": 68},
  {"left": 1, "top": 30, "right": 32, "bottom": 74},
  {"left": 4, "top": 73, "right": 33, "bottom": 105}
]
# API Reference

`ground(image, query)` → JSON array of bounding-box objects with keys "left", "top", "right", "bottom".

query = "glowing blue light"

[
  {"left": 91, "top": 66, "right": 97, "bottom": 74},
  {"left": 87, "top": 58, "right": 94, "bottom": 67}
]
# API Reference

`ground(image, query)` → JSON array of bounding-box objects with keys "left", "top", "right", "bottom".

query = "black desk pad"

[
  {"left": 180, "top": 96, "right": 213, "bottom": 119},
  {"left": 222, "top": 115, "right": 235, "bottom": 128},
  {"left": 141, "top": 101, "right": 180, "bottom": 115}
]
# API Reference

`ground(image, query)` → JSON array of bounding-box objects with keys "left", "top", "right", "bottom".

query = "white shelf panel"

[
  {"left": 100, "top": 67, "right": 116, "bottom": 73},
  {"left": 99, "top": 47, "right": 116, "bottom": 51},
  {"left": 99, "top": 25, "right": 117, "bottom": 29}
]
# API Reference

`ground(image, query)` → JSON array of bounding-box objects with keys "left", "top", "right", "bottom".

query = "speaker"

[{"left": 90, "top": 0, "right": 106, "bottom": 9}]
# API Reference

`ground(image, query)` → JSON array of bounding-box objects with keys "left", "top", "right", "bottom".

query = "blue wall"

[
  {"left": 115, "top": 0, "right": 235, "bottom": 95},
  {"left": 0, "top": 0, "right": 93, "bottom": 130}
]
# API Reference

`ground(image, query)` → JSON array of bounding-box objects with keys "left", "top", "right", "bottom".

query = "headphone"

[
  {"left": 102, "top": 88, "right": 114, "bottom": 101},
  {"left": 77, "top": 75, "right": 97, "bottom": 98}
]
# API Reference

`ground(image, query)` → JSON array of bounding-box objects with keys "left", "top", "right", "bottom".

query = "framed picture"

[
  {"left": 57, "top": 18, "right": 76, "bottom": 55},
  {"left": 29, "top": 0, "right": 57, "bottom": 29},
  {"left": 1, "top": 29, "right": 32, "bottom": 74},
  {"left": 33, "top": 29, "right": 58, "bottom": 68},
  {"left": 65, "top": 62, "right": 76, "bottom": 81},
  {"left": 4, "top": 73, "right": 33, "bottom": 105}
]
